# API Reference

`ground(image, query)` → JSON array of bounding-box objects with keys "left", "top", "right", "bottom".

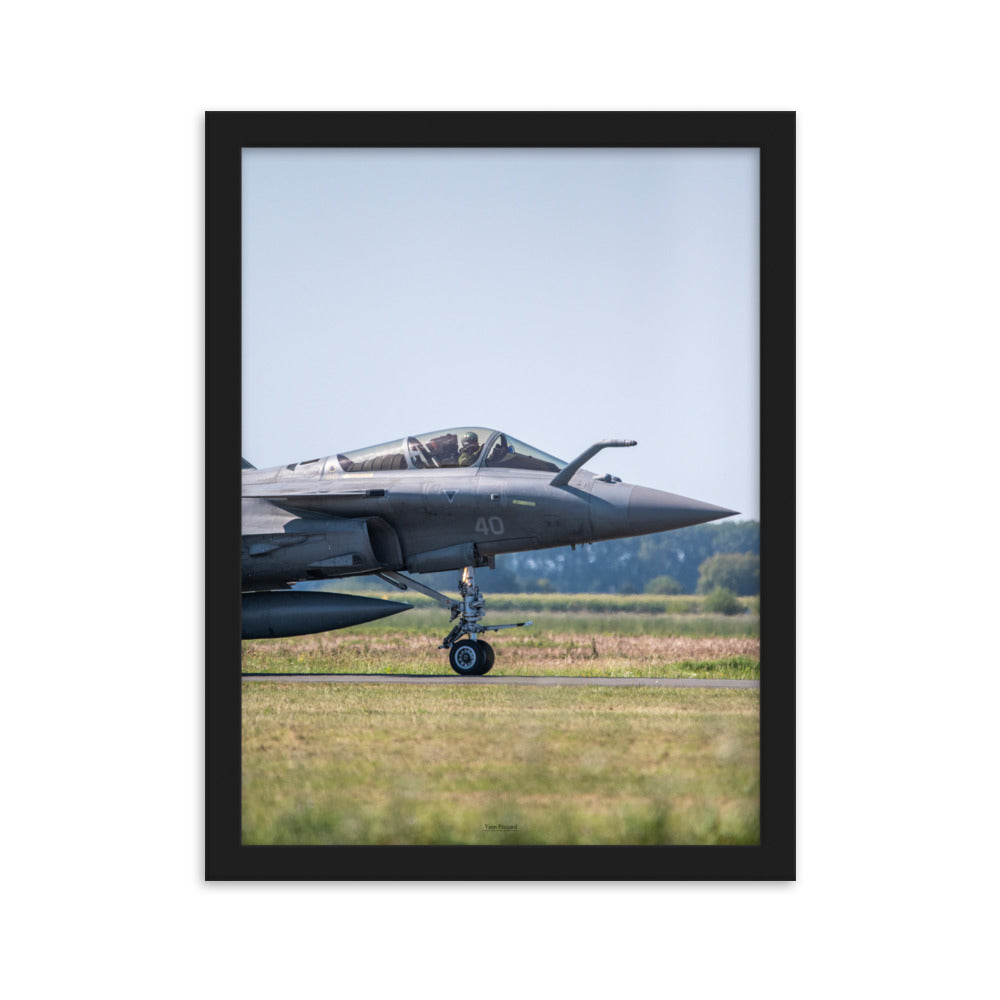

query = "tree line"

[{"left": 419, "top": 519, "right": 761, "bottom": 596}]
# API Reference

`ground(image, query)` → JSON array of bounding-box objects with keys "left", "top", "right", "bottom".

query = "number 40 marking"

[{"left": 475, "top": 516, "right": 505, "bottom": 535}]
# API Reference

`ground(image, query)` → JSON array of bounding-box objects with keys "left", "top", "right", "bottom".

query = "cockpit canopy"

[{"left": 335, "top": 428, "right": 566, "bottom": 474}]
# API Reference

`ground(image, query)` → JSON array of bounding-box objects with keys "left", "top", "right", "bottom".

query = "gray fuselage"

[{"left": 241, "top": 428, "right": 736, "bottom": 592}]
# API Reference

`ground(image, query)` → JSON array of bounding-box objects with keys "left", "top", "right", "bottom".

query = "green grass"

[
  {"left": 243, "top": 682, "right": 760, "bottom": 845},
  {"left": 326, "top": 587, "right": 759, "bottom": 621},
  {"left": 397, "top": 591, "right": 758, "bottom": 637},
  {"left": 242, "top": 600, "right": 763, "bottom": 845},
  {"left": 360, "top": 606, "right": 758, "bottom": 637}
]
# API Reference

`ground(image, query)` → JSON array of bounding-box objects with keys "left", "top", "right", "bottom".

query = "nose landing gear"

[{"left": 378, "top": 565, "right": 531, "bottom": 676}]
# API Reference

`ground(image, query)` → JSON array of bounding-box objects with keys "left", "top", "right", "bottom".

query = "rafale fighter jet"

[{"left": 242, "top": 427, "right": 737, "bottom": 675}]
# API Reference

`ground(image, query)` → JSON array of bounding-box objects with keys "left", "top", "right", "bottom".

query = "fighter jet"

[{"left": 242, "top": 427, "right": 737, "bottom": 675}]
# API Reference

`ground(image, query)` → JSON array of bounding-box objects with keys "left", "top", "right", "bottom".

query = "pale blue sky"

[{"left": 243, "top": 148, "right": 759, "bottom": 518}]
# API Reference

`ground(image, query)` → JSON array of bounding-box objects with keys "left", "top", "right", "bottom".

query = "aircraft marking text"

[{"left": 474, "top": 516, "right": 506, "bottom": 535}]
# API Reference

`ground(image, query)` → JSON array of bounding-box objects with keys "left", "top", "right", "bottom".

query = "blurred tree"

[
  {"left": 644, "top": 574, "right": 684, "bottom": 595},
  {"left": 701, "top": 587, "right": 744, "bottom": 615},
  {"left": 696, "top": 553, "right": 760, "bottom": 595}
]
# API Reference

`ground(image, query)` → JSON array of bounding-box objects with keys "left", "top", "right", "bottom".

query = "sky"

[{"left": 243, "top": 147, "right": 759, "bottom": 518}]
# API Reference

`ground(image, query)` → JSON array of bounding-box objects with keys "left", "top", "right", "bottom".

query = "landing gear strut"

[{"left": 378, "top": 565, "right": 531, "bottom": 676}]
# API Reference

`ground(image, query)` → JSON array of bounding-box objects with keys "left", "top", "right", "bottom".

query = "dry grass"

[
  {"left": 249, "top": 631, "right": 757, "bottom": 661},
  {"left": 242, "top": 631, "right": 760, "bottom": 678}
]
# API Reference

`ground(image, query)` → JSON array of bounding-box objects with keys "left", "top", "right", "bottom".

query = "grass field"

[
  {"left": 243, "top": 682, "right": 759, "bottom": 845},
  {"left": 243, "top": 631, "right": 759, "bottom": 679},
  {"left": 241, "top": 596, "right": 761, "bottom": 845},
  {"left": 242, "top": 592, "right": 760, "bottom": 679}
]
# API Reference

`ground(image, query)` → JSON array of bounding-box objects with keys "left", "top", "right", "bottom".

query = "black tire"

[
  {"left": 449, "top": 638, "right": 489, "bottom": 676},
  {"left": 478, "top": 640, "right": 495, "bottom": 674}
]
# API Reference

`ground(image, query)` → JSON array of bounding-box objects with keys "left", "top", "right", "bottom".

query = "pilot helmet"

[{"left": 462, "top": 432, "right": 479, "bottom": 447}]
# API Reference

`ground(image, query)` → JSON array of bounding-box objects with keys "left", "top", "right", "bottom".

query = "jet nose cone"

[{"left": 628, "top": 486, "right": 738, "bottom": 534}]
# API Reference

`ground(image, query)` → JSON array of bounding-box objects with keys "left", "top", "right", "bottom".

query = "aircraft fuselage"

[{"left": 240, "top": 428, "right": 737, "bottom": 661}]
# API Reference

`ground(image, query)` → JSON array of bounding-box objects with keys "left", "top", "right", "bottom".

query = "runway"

[{"left": 243, "top": 673, "right": 759, "bottom": 689}]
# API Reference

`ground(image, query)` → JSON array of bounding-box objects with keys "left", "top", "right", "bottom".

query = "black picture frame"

[{"left": 206, "top": 111, "right": 795, "bottom": 881}]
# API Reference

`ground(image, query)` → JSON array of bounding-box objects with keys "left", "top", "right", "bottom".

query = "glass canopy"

[{"left": 335, "top": 428, "right": 566, "bottom": 474}]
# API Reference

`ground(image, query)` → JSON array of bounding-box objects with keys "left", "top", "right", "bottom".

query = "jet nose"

[{"left": 628, "top": 486, "right": 738, "bottom": 534}]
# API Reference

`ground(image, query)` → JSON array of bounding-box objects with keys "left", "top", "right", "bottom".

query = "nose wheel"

[{"left": 449, "top": 638, "right": 496, "bottom": 676}]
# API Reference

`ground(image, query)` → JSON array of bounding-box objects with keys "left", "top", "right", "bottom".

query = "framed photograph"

[{"left": 206, "top": 112, "right": 795, "bottom": 880}]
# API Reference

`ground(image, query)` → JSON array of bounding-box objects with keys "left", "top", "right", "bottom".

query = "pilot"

[{"left": 457, "top": 431, "right": 483, "bottom": 466}]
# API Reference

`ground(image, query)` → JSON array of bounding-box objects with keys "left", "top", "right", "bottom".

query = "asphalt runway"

[{"left": 243, "top": 673, "right": 758, "bottom": 689}]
